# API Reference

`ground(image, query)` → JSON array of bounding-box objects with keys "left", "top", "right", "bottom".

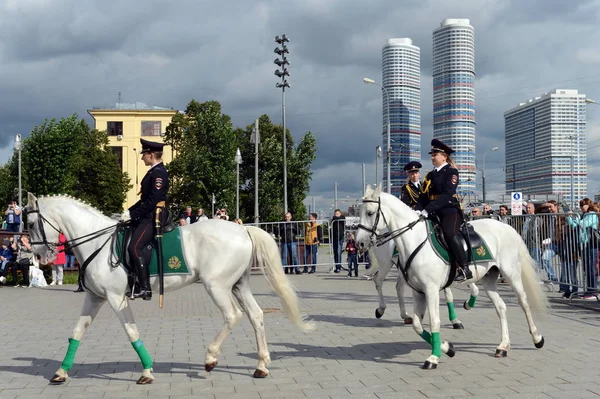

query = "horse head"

[
  {"left": 355, "top": 184, "right": 384, "bottom": 251},
  {"left": 25, "top": 192, "right": 61, "bottom": 265}
]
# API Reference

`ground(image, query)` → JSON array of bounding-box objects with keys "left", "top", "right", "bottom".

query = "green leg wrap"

[
  {"left": 420, "top": 330, "right": 432, "bottom": 345},
  {"left": 447, "top": 302, "right": 457, "bottom": 321},
  {"left": 468, "top": 295, "right": 477, "bottom": 308},
  {"left": 432, "top": 332, "right": 442, "bottom": 358},
  {"left": 132, "top": 339, "right": 153, "bottom": 369},
  {"left": 60, "top": 338, "right": 80, "bottom": 371}
]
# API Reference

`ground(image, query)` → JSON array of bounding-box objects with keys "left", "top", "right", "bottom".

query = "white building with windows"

[
  {"left": 432, "top": 19, "right": 476, "bottom": 196},
  {"left": 504, "top": 89, "right": 587, "bottom": 205},
  {"left": 381, "top": 38, "right": 421, "bottom": 196}
]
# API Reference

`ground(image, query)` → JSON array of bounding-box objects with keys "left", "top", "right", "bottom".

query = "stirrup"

[{"left": 454, "top": 267, "right": 472, "bottom": 282}]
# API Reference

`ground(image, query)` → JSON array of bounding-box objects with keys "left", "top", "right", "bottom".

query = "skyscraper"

[
  {"left": 381, "top": 38, "right": 421, "bottom": 196},
  {"left": 432, "top": 19, "right": 475, "bottom": 196},
  {"left": 504, "top": 89, "right": 587, "bottom": 205}
]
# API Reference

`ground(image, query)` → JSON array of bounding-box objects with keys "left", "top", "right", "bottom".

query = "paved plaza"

[{"left": 1, "top": 269, "right": 599, "bottom": 399}]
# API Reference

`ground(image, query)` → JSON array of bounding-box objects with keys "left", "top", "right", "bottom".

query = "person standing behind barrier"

[
  {"left": 566, "top": 198, "right": 599, "bottom": 293},
  {"left": 5, "top": 199, "right": 22, "bottom": 233},
  {"left": 304, "top": 213, "right": 323, "bottom": 274},
  {"left": 50, "top": 232, "right": 66, "bottom": 286},
  {"left": 345, "top": 233, "right": 359, "bottom": 277},
  {"left": 498, "top": 205, "right": 509, "bottom": 223},
  {"left": 521, "top": 202, "right": 543, "bottom": 265},
  {"left": 277, "top": 212, "right": 300, "bottom": 275},
  {"left": 537, "top": 202, "right": 558, "bottom": 282},
  {"left": 331, "top": 209, "right": 345, "bottom": 273}
]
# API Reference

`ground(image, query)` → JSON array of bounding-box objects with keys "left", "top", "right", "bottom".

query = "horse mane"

[{"left": 39, "top": 194, "right": 112, "bottom": 221}]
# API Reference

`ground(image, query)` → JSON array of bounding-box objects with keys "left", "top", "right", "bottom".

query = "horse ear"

[
  {"left": 365, "top": 185, "right": 373, "bottom": 197},
  {"left": 373, "top": 184, "right": 382, "bottom": 197},
  {"left": 27, "top": 192, "right": 37, "bottom": 206}
]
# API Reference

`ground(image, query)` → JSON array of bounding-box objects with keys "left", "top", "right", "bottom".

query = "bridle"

[
  {"left": 25, "top": 201, "right": 119, "bottom": 254},
  {"left": 357, "top": 197, "right": 425, "bottom": 248}
]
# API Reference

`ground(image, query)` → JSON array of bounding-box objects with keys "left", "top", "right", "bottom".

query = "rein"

[{"left": 357, "top": 198, "right": 424, "bottom": 247}]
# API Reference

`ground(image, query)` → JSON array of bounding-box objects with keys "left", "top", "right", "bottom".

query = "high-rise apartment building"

[
  {"left": 504, "top": 89, "right": 587, "bottom": 204},
  {"left": 381, "top": 38, "right": 421, "bottom": 196},
  {"left": 432, "top": 19, "right": 475, "bottom": 196}
]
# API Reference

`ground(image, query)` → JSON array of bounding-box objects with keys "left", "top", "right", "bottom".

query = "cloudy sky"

[{"left": 1, "top": 0, "right": 599, "bottom": 215}]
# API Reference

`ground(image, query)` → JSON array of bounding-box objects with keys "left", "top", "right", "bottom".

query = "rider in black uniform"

[
  {"left": 416, "top": 139, "right": 472, "bottom": 282},
  {"left": 123, "top": 138, "right": 170, "bottom": 300},
  {"left": 400, "top": 161, "right": 422, "bottom": 209}
]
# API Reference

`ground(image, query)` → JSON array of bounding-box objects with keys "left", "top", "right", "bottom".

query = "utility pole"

[
  {"left": 251, "top": 119, "right": 260, "bottom": 223},
  {"left": 274, "top": 34, "right": 290, "bottom": 212},
  {"left": 334, "top": 182, "right": 338, "bottom": 211}
]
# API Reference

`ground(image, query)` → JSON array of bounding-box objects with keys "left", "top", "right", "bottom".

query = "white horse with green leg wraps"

[
  {"left": 369, "top": 240, "right": 480, "bottom": 328},
  {"left": 356, "top": 185, "right": 549, "bottom": 369},
  {"left": 24, "top": 193, "right": 314, "bottom": 384}
]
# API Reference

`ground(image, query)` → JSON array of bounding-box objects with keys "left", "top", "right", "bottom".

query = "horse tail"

[
  {"left": 245, "top": 226, "right": 316, "bottom": 332},
  {"left": 518, "top": 239, "right": 550, "bottom": 313}
]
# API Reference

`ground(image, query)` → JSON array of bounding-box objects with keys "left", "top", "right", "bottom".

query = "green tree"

[
  {"left": 164, "top": 100, "right": 238, "bottom": 216},
  {"left": 237, "top": 115, "right": 317, "bottom": 222},
  {"left": 9, "top": 115, "right": 130, "bottom": 214}
]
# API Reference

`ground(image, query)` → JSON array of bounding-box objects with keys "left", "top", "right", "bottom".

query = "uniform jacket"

[
  {"left": 417, "top": 164, "right": 460, "bottom": 214},
  {"left": 400, "top": 181, "right": 421, "bottom": 209},
  {"left": 129, "top": 162, "right": 169, "bottom": 220}
]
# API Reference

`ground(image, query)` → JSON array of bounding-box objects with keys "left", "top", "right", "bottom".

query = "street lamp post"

[
  {"left": 251, "top": 119, "right": 260, "bottom": 223},
  {"left": 235, "top": 148, "right": 242, "bottom": 220},
  {"left": 375, "top": 146, "right": 382, "bottom": 188},
  {"left": 363, "top": 77, "right": 391, "bottom": 194},
  {"left": 569, "top": 135, "right": 575, "bottom": 210},
  {"left": 274, "top": 34, "right": 290, "bottom": 212},
  {"left": 482, "top": 146, "right": 499, "bottom": 203},
  {"left": 14, "top": 134, "right": 22, "bottom": 207}
]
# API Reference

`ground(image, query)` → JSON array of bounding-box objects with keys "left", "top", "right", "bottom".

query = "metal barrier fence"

[
  {"left": 246, "top": 219, "right": 337, "bottom": 273},
  {"left": 471, "top": 212, "right": 599, "bottom": 298}
]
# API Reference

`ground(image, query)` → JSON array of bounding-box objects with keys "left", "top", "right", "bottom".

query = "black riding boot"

[
  {"left": 131, "top": 257, "right": 152, "bottom": 300},
  {"left": 450, "top": 236, "right": 472, "bottom": 282}
]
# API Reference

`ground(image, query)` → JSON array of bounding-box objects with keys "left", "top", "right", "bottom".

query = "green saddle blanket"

[
  {"left": 392, "top": 220, "right": 494, "bottom": 264},
  {"left": 117, "top": 227, "right": 190, "bottom": 276}
]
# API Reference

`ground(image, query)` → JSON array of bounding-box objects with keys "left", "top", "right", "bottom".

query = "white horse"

[
  {"left": 369, "top": 241, "right": 480, "bottom": 329},
  {"left": 356, "top": 185, "right": 548, "bottom": 369},
  {"left": 24, "top": 193, "right": 314, "bottom": 384}
]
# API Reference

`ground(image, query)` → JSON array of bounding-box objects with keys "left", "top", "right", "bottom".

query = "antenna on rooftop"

[{"left": 118, "top": 92, "right": 122, "bottom": 104}]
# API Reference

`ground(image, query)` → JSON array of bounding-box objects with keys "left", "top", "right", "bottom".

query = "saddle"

[{"left": 429, "top": 216, "right": 482, "bottom": 253}]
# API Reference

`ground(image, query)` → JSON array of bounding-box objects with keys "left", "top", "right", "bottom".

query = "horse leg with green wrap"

[
  {"left": 411, "top": 291, "right": 455, "bottom": 370},
  {"left": 106, "top": 293, "right": 155, "bottom": 384},
  {"left": 50, "top": 293, "right": 106, "bottom": 383}
]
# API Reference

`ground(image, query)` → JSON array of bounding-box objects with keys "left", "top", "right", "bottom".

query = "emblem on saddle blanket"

[
  {"left": 391, "top": 220, "right": 494, "bottom": 264},
  {"left": 116, "top": 228, "right": 190, "bottom": 276}
]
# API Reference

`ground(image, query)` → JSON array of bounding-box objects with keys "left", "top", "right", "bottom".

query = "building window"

[
  {"left": 107, "top": 121, "right": 123, "bottom": 136},
  {"left": 141, "top": 121, "right": 162, "bottom": 136},
  {"left": 111, "top": 146, "right": 123, "bottom": 172}
]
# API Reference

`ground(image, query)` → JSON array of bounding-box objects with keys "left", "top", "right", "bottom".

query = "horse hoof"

[
  {"left": 534, "top": 336, "right": 545, "bottom": 349},
  {"left": 446, "top": 343, "right": 456, "bottom": 358},
  {"left": 494, "top": 349, "right": 508, "bottom": 358},
  {"left": 403, "top": 317, "right": 413, "bottom": 324},
  {"left": 452, "top": 322, "right": 464, "bottom": 330},
  {"left": 136, "top": 376, "right": 154, "bottom": 385},
  {"left": 205, "top": 362, "right": 217, "bottom": 372},
  {"left": 375, "top": 309, "right": 383, "bottom": 319},
  {"left": 421, "top": 360, "right": 437, "bottom": 370},
  {"left": 49, "top": 374, "right": 67, "bottom": 384},
  {"left": 253, "top": 369, "right": 269, "bottom": 378},
  {"left": 463, "top": 301, "right": 471, "bottom": 310}
]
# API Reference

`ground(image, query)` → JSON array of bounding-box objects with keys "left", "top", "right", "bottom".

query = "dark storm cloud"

[{"left": 0, "top": 0, "right": 599, "bottom": 214}]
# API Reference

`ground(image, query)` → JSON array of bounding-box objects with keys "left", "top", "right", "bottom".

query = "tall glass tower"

[
  {"left": 381, "top": 38, "right": 421, "bottom": 196},
  {"left": 432, "top": 19, "right": 475, "bottom": 196}
]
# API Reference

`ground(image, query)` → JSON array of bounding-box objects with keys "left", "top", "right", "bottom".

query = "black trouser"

[
  {"left": 437, "top": 207, "right": 468, "bottom": 268},
  {"left": 128, "top": 219, "right": 154, "bottom": 290},
  {"left": 12, "top": 261, "right": 29, "bottom": 285},
  {"left": 129, "top": 219, "right": 154, "bottom": 260}
]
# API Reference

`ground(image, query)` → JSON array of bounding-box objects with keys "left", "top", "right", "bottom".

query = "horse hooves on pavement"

[
  {"left": 49, "top": 374, "right": 67, "bottom": 384},
  {"left": 446, "top": 343, "right": 456, "bottom": 358},
  {"left": 452, "top": 322, "right": 464, "bottom": 330},
  {"left": 253, "top": 369, "right": 269, "bottom": 378},
  {"left": 421, "top": 360, "right": 437, "bottom": 370},
  {"left": 403, "top": 317, "right": 413, "bottom": 324},
  {"left": 463, "top": 301, "right": 471, "bottom": 310},
  {"left": 205, "top": 362, "right": 217, "bottom": 372},
  {"left": 534, "top": 336, "right": 545, "bottom": 349},
  {"left": 375, "top": 309, "right": 383, "bottom": 319},
  {"left": 494, "top": 349, "right": 508, "bottom": 358},
  {"left": 136, "top": 376, "right": 154, "bottom": 385}
]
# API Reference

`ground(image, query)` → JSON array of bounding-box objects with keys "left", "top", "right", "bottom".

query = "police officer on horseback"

[
  {"left": 400, "top": 161, "right": 422, "bottom": 209},
  {"left": 120, "top": 138, "right": 170, "bottom": 300},
  {"left": 416, "top": 139, "right": 472, "bottom": 282}
]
